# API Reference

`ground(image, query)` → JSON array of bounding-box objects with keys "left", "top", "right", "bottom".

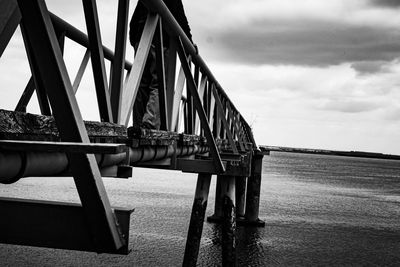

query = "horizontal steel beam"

[
  {"left": 196, "top": 153, "right": 244, "bottom": 163},
  {"left": 0, "top": 197, "right": 133, "bottom": 254},
  {"left": 176, "top": 158, "right": 250, "bottom": 177}
]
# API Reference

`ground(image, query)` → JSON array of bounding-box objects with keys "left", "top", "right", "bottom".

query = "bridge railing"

[
  {"left": 0, "top": 0, "right": 264, "bottom": 261},
  {"left": 123, "top": 0, "right": 258, "bottom": 169},
  {"left": 6, "top": 0, "right": 257, "bottom": 155},
  {"left": 0, "top": 0, "right": 261, "bottom": 183}
]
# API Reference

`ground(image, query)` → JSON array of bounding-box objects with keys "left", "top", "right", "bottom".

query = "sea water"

[{"left": 0, "top": 152, "right": 399, "bottom": 266}]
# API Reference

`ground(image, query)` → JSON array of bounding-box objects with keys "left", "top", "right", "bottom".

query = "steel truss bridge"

[{"left": 0, "top": 0, "right": 266, "bottom": 265}]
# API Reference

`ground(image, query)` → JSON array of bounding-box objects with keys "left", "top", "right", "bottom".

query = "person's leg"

[
  {"left": 142, "top": 45, "right": 168, "bottom": 130},
  {"left": 142, "top": 88, "right": 160, "bottom": 129},
  {"left": 132, "top": 84, "right": 149, "bottom": 127},
  {"left": 134, "top": 43, "right": 169, "bottom": 130}
]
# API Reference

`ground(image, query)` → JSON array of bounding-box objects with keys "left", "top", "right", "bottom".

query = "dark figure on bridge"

[{"left": 129, "top": 0, "right": 194, "bottom": 130}]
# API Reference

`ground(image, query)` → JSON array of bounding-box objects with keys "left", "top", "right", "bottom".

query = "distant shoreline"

[{"left": 260, "top": 145, "right": 400, "bottom": 160}]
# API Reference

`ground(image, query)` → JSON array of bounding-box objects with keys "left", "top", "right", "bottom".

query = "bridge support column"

[
  {"left": 221, "top": 175, "right": 237, "bottom": 267},
  {"left": 235, "top": 176, "right": 246, "bottom": 218},
  {"left": 183, "top": 173, "right": 212, "bottom": 266},
  {"left": 243, "top": 152, "right": 265, "bottom": 226},
  {"left": 206, "top": 175, "right": 223, "bottom": 222}
]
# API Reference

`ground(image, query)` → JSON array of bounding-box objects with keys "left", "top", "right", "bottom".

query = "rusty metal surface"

[{"left": 0, "top": 109, "right": 127, "bottom": 142}]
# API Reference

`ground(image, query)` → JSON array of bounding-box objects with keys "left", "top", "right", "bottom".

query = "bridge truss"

[{"left": 0, "top": 0, "right": 266, "bottom": 265}]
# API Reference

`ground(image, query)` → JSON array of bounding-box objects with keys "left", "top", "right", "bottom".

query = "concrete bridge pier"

[
  {"left": 243, "top": 152, "right": 266, "bottom": 226},
  {"left": 207, "top": 174, "right": 246, "bottom": 222},
  {"left": 180, "top": 172, "right": 242, "bottom": 266},
  {"left": 235, "top": 176, "right": 247, "bottom": 218},
  {"left": 220, "top": 175, "right": 237, "bottom": 267},
  {"left": 207, "top": 175, "right": 223, "bottom": 222},
  {"left": 208, "top": 157, "right": 265, "bottom": 227},
  {"left": 205, "top": 175, "right": 238, "bottom": 266}
]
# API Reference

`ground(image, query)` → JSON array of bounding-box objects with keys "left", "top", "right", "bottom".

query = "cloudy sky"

[{"left": 1, "top": 0, "right": 400, "bottom": 154}]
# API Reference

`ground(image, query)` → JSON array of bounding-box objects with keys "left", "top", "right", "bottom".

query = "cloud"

[
  {"left": 189, "top": 0, "right": 400, "bottom": 68},
  {"left": 369, "top": 0, "right": 400, "bottom": 8},
  {"left": 319, "top": 99, "right": 382, "bottom": 113},
  {"left": 350, "top": 60, "right": 392, "bottom": 75},
  {"left": 207, "top": 19, "right": 400, "bottom": 66},
  {"left": 383, "top": 107, "right": 400, "bottom": 121}
]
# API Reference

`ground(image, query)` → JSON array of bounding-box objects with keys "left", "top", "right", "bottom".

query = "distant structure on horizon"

[{"left": 260, "top": 145, "right": 400, "bottom": 160}]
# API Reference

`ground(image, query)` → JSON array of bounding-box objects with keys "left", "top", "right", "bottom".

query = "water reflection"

[
  {"left": 198, "top": 223, "right": 273, "bottom": 266},
  {"left": 236, "top": 226, "right": 276, "bottom": 266},
  {"left": 197, "top": 224, "right": 222, "bottom": 266}
]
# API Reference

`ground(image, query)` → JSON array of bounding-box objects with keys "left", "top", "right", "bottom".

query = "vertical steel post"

[
  {"left": 183, "top": 173, "right": 212, "bottom": 266},
  {"left": 244, "top": 151, "right": 265, "bottom": 226},
  {"left": 208, "top": 84, "right": 216, "bottom": 131},
  {"left": 171, "top": 64, "right": 186, "bottom": 131},
  {"left": 206, "top": 82, "right": 212, "bottom": 120},
  {"left": 183, "top": 99, "right": 189, "bottom": 133},
  {"left": 165, "top": 39, "right": 176, "bottom": 130},
  {"left": 219, "top": 99, "right": 227, "bottom": 140},
  {"left": 20, "top": 24, "right": 52, "bottom": 116},
  {"left": 213, "top": 99, "right": 221, "bottom": 139},
  {"left": 110, "top": 0, "right": 129, "bottom": 123},
  {"left": 82, "top": 0, "right": 113, "bottom": 122},
  {"left": 186, "top": 65, "right": 198, "bottom": 134},
  {"left": 194, "top": 74, "right": 207, "bottom": 135}
]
